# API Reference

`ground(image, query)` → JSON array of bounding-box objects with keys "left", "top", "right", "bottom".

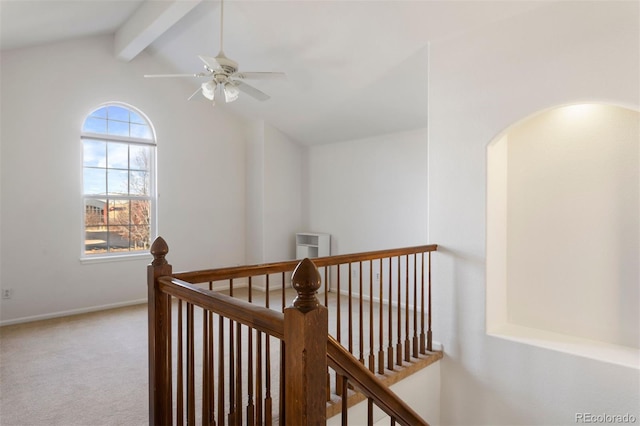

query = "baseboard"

[{"left": 0, "top": 298, "right": 148, "bottom": 326}]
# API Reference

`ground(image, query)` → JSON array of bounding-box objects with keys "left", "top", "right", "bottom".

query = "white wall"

[
  {"left": 429, "top": 2, "right": 639, "bottom": 425},
  {"left": 245, "top": 120, "right": 304, "bottom": 266},
  {"left": 245, "top": 120, "right": 266, "bottom": 265},
  {"left": 263, "top": 124, "right": 304, "bottom": 262},
  {"left": 0, "top": 35, "right": 248, "bottom": 323},
  {"left": 307, "top": 128, "right": 428, "bottom": 255}
]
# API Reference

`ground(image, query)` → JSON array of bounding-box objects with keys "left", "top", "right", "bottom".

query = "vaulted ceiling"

[{"left": 0, "top": 0, "right": 546, "bottom": 145}]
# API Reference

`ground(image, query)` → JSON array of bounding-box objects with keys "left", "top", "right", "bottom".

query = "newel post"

[
  {"left": 148, "top": 237, "right": 173, "bottom": 425},
  {"left": 284, "top": 258, "right": 328, "bottom": 425}
]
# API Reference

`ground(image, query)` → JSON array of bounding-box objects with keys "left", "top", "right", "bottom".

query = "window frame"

[{"left": 80, "top": 102, "right": 157, "bottom": 261}]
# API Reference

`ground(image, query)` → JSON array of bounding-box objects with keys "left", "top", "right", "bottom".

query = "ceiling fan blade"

[
  {"left": 144, "top": 72, "right": 208, "bottom": 78},
  {"left": 233, "top": 72, "right": 286, "bottom": 80},
  {"left": 199, "top": 55, "right": 222, "bottom": 69},
  {"left": 235, "top": 81, "right": 270, "bottom": 101},
  {"left": 187, "top": 87, "right": 203, "bottom": 101}
]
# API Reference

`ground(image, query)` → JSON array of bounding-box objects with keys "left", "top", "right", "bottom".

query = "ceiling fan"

[{"left": 144, "top": 0, "right": 285, "bottom": 104}]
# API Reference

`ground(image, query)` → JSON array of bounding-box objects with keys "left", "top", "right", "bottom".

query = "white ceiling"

[{"left": 0, "top": 0, "right": 546, "bottom": 145}]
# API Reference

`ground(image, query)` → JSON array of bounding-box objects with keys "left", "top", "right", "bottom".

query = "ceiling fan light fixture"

[
  {"left": 201, "top": 80, "right": 216, "bottom": 100},
  {"left": 224, "top": 82, "right": 240, "bottom": 103}
]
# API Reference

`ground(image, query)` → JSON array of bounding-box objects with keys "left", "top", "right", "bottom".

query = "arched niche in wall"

[{"left": 486, "top": 103, "right": 639, "bottom": 367}]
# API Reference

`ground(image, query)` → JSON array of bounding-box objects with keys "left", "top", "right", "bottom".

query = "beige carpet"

[
  {"left": 0, "top": 304, "right": 149, "bottom": 426},
  {"left": 0, "top": 287, "right": 419, "bottom": 426}
]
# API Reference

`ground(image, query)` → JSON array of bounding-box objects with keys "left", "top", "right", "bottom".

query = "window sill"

[
  {"left": 80, "top": 252, "right": 152, "bottom": 264},
  {"left": 488, "top": 323, "right": 640, "bottom": 370}
]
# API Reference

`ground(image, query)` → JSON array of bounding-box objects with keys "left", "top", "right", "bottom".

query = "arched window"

[{"left": 81, "top": 103, "right": 156, "bottom": 257}]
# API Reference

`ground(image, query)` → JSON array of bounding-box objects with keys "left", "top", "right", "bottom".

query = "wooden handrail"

[
  {"left": 158, "top": 277, "right": 284, "bottom": 339},
  {"left": 173, "top": 244, "right": 438, "bottom": 283}
]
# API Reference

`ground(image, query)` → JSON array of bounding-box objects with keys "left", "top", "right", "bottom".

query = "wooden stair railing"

[
  {"left": 327, "top": 336, "right": 426, "bottom": 426},
  {"left": 148, "top": 237, "right": 436, "bottom": 425}
]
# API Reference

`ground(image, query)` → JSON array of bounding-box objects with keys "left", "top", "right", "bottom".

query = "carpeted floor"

[
  {"left": 0, "top": 286, "right": 418, "bottom": 425},
  {"left": 0, "top": 303, "right": 149, "bottom": 426}
]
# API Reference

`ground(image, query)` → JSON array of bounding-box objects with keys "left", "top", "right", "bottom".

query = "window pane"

[
  {"left": 129, "top": 111, "right": 146, "bottom": 125},
  {"left": 84, "top": 199, "right": 106, "bottom": 226},
  {"left": 83, "top": 139, "right": 106, "bottom": 167},
  {"left": 107, "top": 143, "right": 129, "bottom": 169},
  {"left": 84, "top": 168, "right": 106, "bottom": 195},
  {"left": 130, "top": 171, "right": 150, "bottom": 195},
  {"left": 83, "top": 117, "right": 107, "bottom": 134},
  {"left": 130, "top": 123, "right": 152, "bottom": 140},
  {"left": 90, "top": 107, "right": 107, "bottom": 119},
  {"left": 129, "top": 225, "right": 150, "bottom": 250},
  {"left": 107, "top": 170, "right": 128, "bottom": 195},
  {"left": 130, "top": 200, "right": 150, "bottom": 224},
  {"left": 107, "top": 225, "right": 131, "bottom": 252},
  {"left": 85, "top": 226, "right": 107, "bottom": 254},
  {"left": 108, "top": 200, "right": 129, "bottom": 225},
  {"left": 107, "top": 106, "right": 129, "bottom": 122},
  {"left": 130, "top": 145, "right": 151, "bottom": 171},
  {"left": 107, "top": 120, "right": 129, "bottom": 137}
]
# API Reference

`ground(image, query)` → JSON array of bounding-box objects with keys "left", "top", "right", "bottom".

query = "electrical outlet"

[
  {"left": 374, "top": 272, "right": 380, "bottom": 283},
  {"left": 2, "top": 289, "right": 13, "bottom": 299}
]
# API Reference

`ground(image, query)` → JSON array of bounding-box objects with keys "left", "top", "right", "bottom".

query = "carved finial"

[
  {"left": 150, "top": 237, "right": 169, "bottom": 266},
  {"left": 291, "top": 258, "right": 321, "bottom": 312}
]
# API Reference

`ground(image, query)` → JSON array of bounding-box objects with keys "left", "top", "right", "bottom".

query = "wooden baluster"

[
  {"left": 282, "top": 271, "right": 286, "bottom": 310},
  {"left": 264, "top": 275, "right": 272, "bottom": 426},
  {"left": 427, "top": 251, "right": 433, "bottom": 352},
  {"left": 412, "top": 253, "right": 419, "bottom": 358},
  {"left": 326, "top": 265, "right": 332, "bottom": 402},
  {"left": 387, "top": 257, "right": 394, "bottom": 371},
  {"left": 247, "top": 280, "right": 255, "bottom": 426},
  {"left": 420, "top": 252, "right": 426, "bottom": 355},
  {"left": 341, "top": 377, "right": 349, "bottom": 426},
  {"left": 280, "top": 274, "right": 286, "bottom": 425},
  {"left": 265, "top": 274, "right": 269, "bottom": 306},
  {"left": 396, "top": 256, "right": 402, "bottom": 366},
  {"left": 336, "top": 265, "right": 342, "bottom": 343},
  {"left": 348, "top": 262, "right": 353, "bottom": 355},
  {"left": 217, "top": 316, "right": 225, "bottom": 426},
  {"left": 228, "top": 318, "right": 236, "bottom": 425},
  {"left": 148, "top": 237, "right": 173, "bottom": 425},
  {"left": 404, "top": 255, "right": 411, "bottom": 362},
  {"left": 284, "top": 258, "right": 328, "bottom": 425},
  {"left": 368, "top": 260, "right": 375, "bottom": 372},
  {"left": 235, "top": 322, "right": 243, "bottom": 426},
  {"left": 359, "top": 261, "right": 364, "bottom": 364},
  {"left": 187, "top": 303, "right": 195, "bottom": 425},
  {"left": 280, "top": 339, "right": 286, "bottom": 426},
  {"left": 208, "top": 310, "right": 215, "bottom": 425},
  {"left": 202, "top": 309, "right": 210, "bottom": 425},
  {"left": 177, "top": 300, "right": 184, "bottom": 426},
  {"left": 367, "top": 398, "right": 374, "bottom": 426},
  {"left": 256, "top": 331, "right": 263, "bottom": 426},
  {"left": 324, "top": 267, "right": 329, "bottom": 307},
  {"left": 336, "top": 265, "right": 344, "bottom": 396},
  {"left": 378, "top": 259, "right": 385, "bottom": 375}
]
